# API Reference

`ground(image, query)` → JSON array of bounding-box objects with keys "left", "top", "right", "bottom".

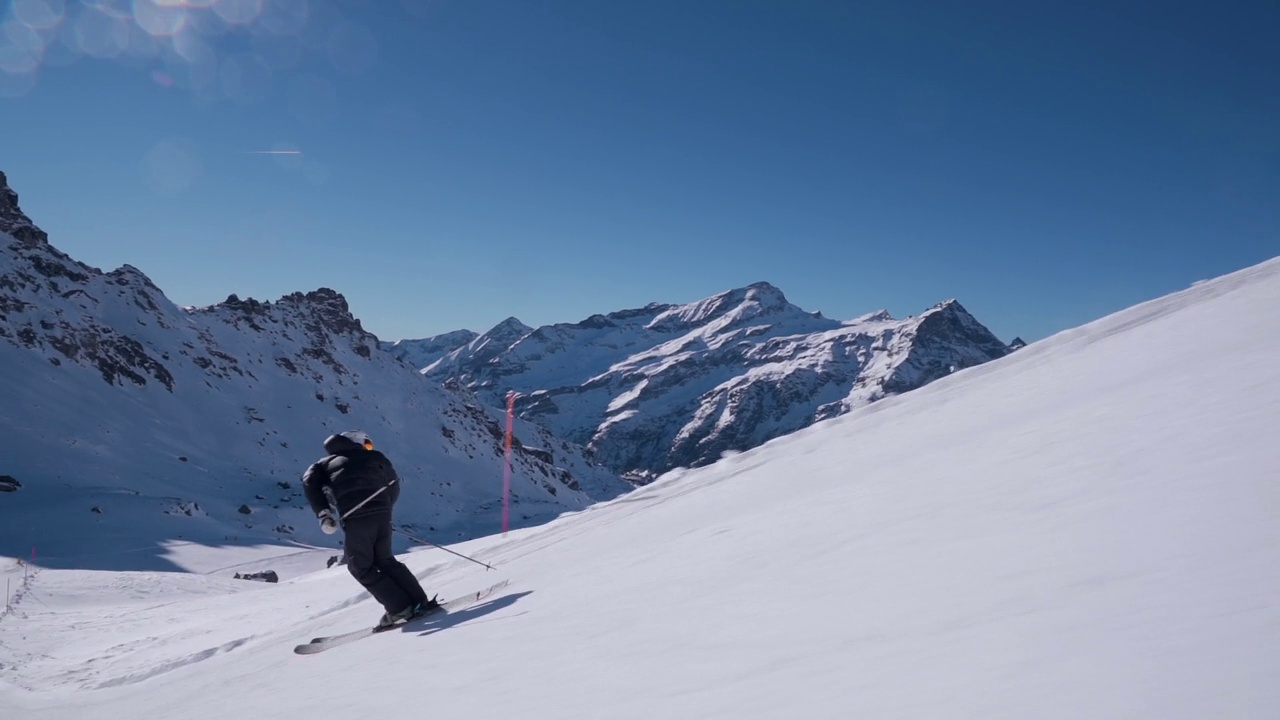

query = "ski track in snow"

[{"left": 0, "top": 555, "right": 459, "bottom": 691}]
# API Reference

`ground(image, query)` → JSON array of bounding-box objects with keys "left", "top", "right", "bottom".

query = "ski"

[{"left": 294, "top": 579, "right": 511, "bottom": 655}]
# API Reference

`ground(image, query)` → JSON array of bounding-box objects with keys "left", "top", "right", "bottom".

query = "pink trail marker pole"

[{"left": 503, "top": 391, "right": 515, "bottom": 536}]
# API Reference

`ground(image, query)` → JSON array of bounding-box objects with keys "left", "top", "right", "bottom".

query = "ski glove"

[{"left": 318, "top": 510, "right": 338, "bottom": 535}]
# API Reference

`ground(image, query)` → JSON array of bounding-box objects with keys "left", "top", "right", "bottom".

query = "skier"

[{"left": 302, "top": 430, "right": 438, "bottom": 628}]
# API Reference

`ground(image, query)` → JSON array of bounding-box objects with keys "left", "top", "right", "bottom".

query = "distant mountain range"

[
  {"left": 387, "top": 282, "right": 1016, "bottom": 480},
  {"left": 0, "top": 171, "right": 629, "bottom": 567},
  {"left": 0, "top": 166, "right": 1017, "bottom": 567}
]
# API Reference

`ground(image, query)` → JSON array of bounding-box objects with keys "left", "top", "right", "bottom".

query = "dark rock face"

[
  {"left": 881, "top": 300, "right": 1011, "bottom": 395},
  {"left": 1, "top": 190, "right": 374, "bottom": 395},
  {"left": 0, "top": 171, "right": 48, "bottom": 246},
  {"left": 2, "top": 244, "right": 181, "bottom": 392}
]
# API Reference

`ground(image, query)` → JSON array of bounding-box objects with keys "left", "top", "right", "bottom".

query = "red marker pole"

[{"left": 503, "top": 391, "right": 515, "bottom": 536}]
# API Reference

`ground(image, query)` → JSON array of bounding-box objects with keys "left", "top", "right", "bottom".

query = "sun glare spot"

[
  {"left": 13, "top": 0, "right": 67, "bottom": 32},
  {"left": 133, "top": 0, "right": 189, "bottom": 38},
  {"left": 212, "top": 0, "right": 264, "bottom": 26}
]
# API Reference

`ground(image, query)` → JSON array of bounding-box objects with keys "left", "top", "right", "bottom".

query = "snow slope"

[{"left": 1, "top": 255, "right": 1276, "bottom": 717}]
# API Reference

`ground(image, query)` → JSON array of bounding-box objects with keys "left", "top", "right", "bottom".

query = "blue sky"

[{"left": 2, "top": 0, "right": 1276, "bottom": 343}]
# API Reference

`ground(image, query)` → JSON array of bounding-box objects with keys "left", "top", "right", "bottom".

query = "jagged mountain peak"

[
  {"left": 203, "top": 287, "right": 369, "bottom": 338},
  {"left": 381, "top": 329, "right": 480, "bottom": 372},
  {"left": 412, "top": 316, "right": 536, "bottom": 376},
  {"left": 646, "top": 280, "right": 804, "bottom": 331},
  {"left": 706, "top": 280, "right": 793, "bottom": 310},
  {"left": 277, "top": 287, "right": 351, "bottom": 313},
  {"left": 913, "top": 299, "right": 1002, "bottom": 345},
  {"left": 930, "top": 298, "right": 970, "bottom": 314},
  {"left": 386, "top": 328, "right": 479, "bottom": 351},
  {"left": 432, "top": 328, "right": 480, "bottom": 344},
  {"left": 469, "top": 316, "right": 534, "bottom": 351},
  {"left": 488, "top": 316, "right": 533, "bottom": 335},
  {"left": 471, "top": 315, "right": 529, "bottom": 348},
  {"left": 106, "top": 263, "right": 165, "bottom": 292},
  {"left": 918, "top": 298, "right": 969, "bottom": 321},
  {"left": 0, "top": 170, "right": 49, "bottom": 247},
  {"left": 850, "top": 309, "right": 894, "bottom": 324},
  {"left": 744, "top": 279, "right": 787, "bottom": 296},
  {"left": 280, "top": 288, "right": 365, "bottom": 334}
]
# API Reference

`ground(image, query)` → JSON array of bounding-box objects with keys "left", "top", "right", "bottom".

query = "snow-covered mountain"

[
  {"left": 379, "top": 329, "right": 477, "bottom": 371},
  {"left": 412, "top": 281, "right": 1013, "bottom": 478},
  {"left": 2, "top": 253, "right": 1275, "bottom": 719},
  {"left": 0, "top": 171, "right": 629, "bottom": 570}
]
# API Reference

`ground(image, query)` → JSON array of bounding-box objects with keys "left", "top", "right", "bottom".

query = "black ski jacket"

[{"left": 302, "top": 434, "right": 400, "bottom": 521}]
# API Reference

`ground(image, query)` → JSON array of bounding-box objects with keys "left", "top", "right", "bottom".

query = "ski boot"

[
  {"left": 375, "top": 604, "right": 417, "bottom": 630},
  {"left": 375, "top": 595, "right": 441, "bottom": 630},
  {"left": 410, "top": 595, "right": 441, "bottom": 619}
]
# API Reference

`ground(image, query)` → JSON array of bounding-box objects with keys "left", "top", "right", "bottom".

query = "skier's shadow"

[{"left": 398, "top": 591, "right": 532, "bottom": 638}]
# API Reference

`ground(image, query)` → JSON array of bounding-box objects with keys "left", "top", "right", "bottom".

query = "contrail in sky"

[{"left": 245, "top": 150, "right": 303, "bottom": 155}]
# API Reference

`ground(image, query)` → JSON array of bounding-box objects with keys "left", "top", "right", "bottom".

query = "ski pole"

[
  {"left": 395, "top": 528, "right": 495, "bottom": 571},
  {"left": 339, "top": 480, "right": 396, "bottom": 522}
]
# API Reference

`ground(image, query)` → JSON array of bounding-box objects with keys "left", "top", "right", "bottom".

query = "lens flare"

[
  {"left": 133, "top": 0, "right": 188, "bottom": 38},
  {"left": 0, "top": 22, "right": 46, "bottom": 75},
  {"left": 71, "top": 6, "right": 131, "bottom": 60},
  {"left": 213, "top": 0, "right": 264, "bottom": 26},
  {"left": 13, "top": 0, "right": 67, "bottom": 31},
  {"left": 3, "top": 0, "right": 402, "bottom": 110}
]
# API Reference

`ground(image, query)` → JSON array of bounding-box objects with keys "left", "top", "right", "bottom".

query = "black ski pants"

[{"left": 342, "top": 512, "right": 428, "bottom": 615}]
